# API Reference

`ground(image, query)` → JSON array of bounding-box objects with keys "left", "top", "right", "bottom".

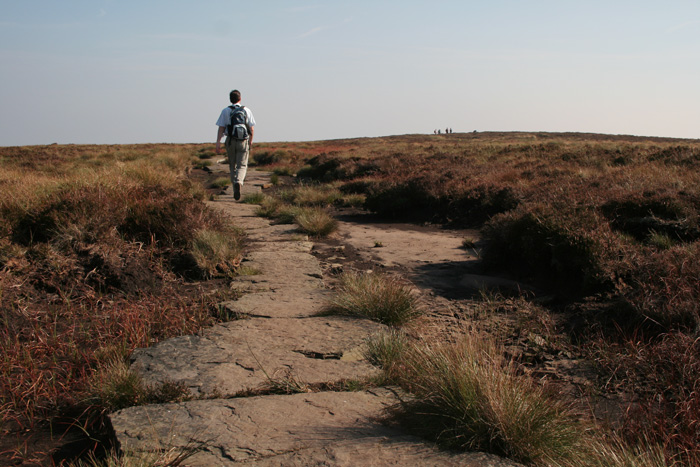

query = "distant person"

[
  {"left": 216, "top": 89, "right": 256, "bottom": 200},
  {"left": 438, "top": 129, "right": 441, "bottom": 135}
]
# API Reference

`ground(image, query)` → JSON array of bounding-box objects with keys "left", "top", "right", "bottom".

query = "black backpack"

[{"left": 226, "top": 105, "right": 249, "bottom": 140}]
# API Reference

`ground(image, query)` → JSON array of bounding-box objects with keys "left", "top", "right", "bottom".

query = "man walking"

[{"left": 216, "top": 90, "right": 256, "bottom": 200}]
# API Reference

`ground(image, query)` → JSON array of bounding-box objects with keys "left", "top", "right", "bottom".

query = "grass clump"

[
  {"left": 326, "top": 271, "right": 420, "bottom": 325},
  {"left": 276, "top": 205, "right": 304, "bottom": 225},
  {"left": 279, "top": 185, "right": 343, "bottom": 207},
  {"left": 293, "top": 206, "right": 338, "bottom": 237},
  {"left": 86, "top": 359, "right": 191, "bottom": 413},
  {"left": 242, "top": 192, "right": 266, "bottom": 204},
  {"left": 255, "top": 196, "right": 282, "bottom": 218},
  {"left": 363, "top": 329, "right": 409, "bottom": 382},
  {"left": 209, "top": 176, "right": 231, "bottom": 189},
  {"left": 395, "top": 334, "right": 591, "bottom": 466},
  {"left": 190, "top": 228, "right": 243, "bottom": 278}
]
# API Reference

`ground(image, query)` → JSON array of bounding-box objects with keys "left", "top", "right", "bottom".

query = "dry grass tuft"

[
  {"left": 326, "top": 271, "right": 421, "bottom": 325},
  {"left": 393, "top": 334, "right": 589, "bottom": 465},
  {"left": 190, "top": 228, "right": 243, "bottom": 278},
  {"left": 293, "top": 206, "right": 338, "bottom": 237}
]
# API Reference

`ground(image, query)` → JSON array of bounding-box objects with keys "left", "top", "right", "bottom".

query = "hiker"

[{"left": 216, "top": 89, "right": 256, "bottom": 200}]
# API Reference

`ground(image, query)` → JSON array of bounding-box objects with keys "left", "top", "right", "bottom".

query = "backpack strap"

[{"left": 229, "top": 105, "right": 248, "bottom": 125}]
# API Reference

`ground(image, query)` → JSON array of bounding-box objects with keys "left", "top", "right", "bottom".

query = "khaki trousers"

[{"left": 225, "top": 137, "right": 250, "bottom": 186}]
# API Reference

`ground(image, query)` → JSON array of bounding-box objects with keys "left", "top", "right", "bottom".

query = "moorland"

[{"left": 1, "top": 132, "right": 699, "bottom": 466}]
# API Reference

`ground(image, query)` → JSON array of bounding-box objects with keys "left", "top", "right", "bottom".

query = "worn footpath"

[{"left": 109, "top": 169, "right": 520, "bottom": 466}]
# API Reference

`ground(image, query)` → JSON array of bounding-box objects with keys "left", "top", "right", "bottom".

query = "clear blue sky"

[{"left": 1, "top": 1, "right": 699, "bottom": 146}]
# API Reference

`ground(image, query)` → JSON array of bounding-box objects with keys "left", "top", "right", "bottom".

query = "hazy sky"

[{"left": 1, "top": 1, "right": 699, "bottom": 146}]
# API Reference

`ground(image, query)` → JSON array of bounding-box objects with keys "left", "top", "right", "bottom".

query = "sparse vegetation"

[
  {"left": 86, "top": 359, "right": 191, "bottom": 413},
  {"left": 242, "top": 192, "right": 266, "bottom": 204},
  {"left": 209, "top": 176, "right": 231, "bottom": 189},
  {"left": 0, "top": 143, "right": 243, "bottom": 465},
  {"left": 293, "top": 206, "right": 338, "bottom": 237},
  {"left": 190, "top": 228, "right": 243, "bottom": 278},
  {"left": 250, "top": 185, "right": 340, "bottom": 237},
  {"left": 393, "top": 333, "right": 592, "bottom": 466},
  {"left": 253, "top": 132, "right": 700, "bottom": 464},
  {"left": 325, "top": 271, "right": 420, "bottom": 325},
  {"left": 5, "top": 133, "right": 700, "bottom": 465},
  {"left": 363, "top": 329, "right": 409, "bottom": 382}
]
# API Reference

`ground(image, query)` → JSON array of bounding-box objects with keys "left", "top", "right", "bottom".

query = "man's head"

[{"left": 229, "top": 90, "right": 242, "bottom": 104}]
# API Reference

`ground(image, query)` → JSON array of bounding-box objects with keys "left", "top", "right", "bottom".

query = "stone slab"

[
  {"left": 111, "top": 389, "right": 521, "bottom": 467},
  {"left": 245, "top": 224, "right": 307, "bottom": 242},
  {"left": 130, "top": 316, "right": 385, "bottom": 397},
  {"left": 220, "top": 288, "right": 331, "bottom": 319}
]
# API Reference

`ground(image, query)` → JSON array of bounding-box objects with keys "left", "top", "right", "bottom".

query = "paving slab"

[
  {"left": 130, "top": 316, "right": 384, "bottom": 397},
  {"left": 220, "top": 288, "right": 331, "bottom": 318},
  {"left": 111, "top": 389, "right": 521, "bottom": 467},
  {"left": 110, "top": 168, "right": 522, "bottom": 466}
]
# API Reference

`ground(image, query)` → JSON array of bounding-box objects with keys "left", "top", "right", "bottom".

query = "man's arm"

[
  {"left": 215, "top": 126, "right": 225, "bottom": 154},
  {"left": 248, "top": 126, "right": 254, "bottom": 146}
]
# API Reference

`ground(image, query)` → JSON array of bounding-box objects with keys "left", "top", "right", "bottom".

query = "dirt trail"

[{"left": 108, "top": 169, "right": 520, "bottom": 466}]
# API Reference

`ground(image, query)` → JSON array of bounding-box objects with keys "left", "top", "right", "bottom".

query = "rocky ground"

[{"left": 109, "top": 167, "right": 532, "bottom": 466}]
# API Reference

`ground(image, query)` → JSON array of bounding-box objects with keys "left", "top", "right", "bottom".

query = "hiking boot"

[{"left": 234, "top": 182, "right": 241, "bottom": 200}]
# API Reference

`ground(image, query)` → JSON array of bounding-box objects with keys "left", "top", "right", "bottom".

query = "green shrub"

[{"left": 326, "top": 271, "right": 420, "bottom": 325}]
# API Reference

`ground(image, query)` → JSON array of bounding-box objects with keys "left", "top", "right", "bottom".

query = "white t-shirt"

[{"left": 216, "top": 104, "right": 256, "bottom": 129}]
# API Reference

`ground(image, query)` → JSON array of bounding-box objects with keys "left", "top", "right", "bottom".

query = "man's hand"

[{"left": 215, "top": 126, "right": 225, "bottom": 154}]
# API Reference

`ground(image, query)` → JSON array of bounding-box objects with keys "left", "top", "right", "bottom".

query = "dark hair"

[{"left": 229, "top": 90, "right": 241, "bottom": 104}]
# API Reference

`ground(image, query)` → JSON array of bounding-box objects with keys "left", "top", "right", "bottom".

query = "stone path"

[{"left": 109, "top": 170, "right": 520, "bottom": 466}]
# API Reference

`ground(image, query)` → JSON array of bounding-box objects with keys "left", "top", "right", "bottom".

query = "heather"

[
  {"left": 254, "top": 132, "right": 700, "bottom": 464},
  {"left": 0, "top": 144, "right": 242, "bottom": 463}
]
